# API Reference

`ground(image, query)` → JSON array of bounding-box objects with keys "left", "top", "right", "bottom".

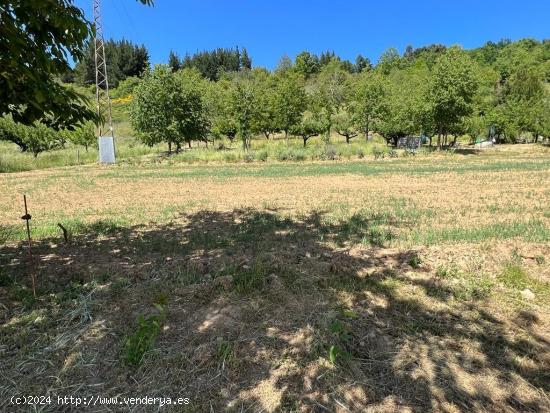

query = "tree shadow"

[{"left": 0, "top": 209, "right": 548, "bottom": 412}]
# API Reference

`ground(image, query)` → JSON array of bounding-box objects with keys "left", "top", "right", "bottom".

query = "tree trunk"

[
  {"left": 303, "top": 137, "right": 308, "bottom": 147},
  {"left": 365, "top": 119, "right": 369, "bottom": 142},
  {"left": 285, "top": 130, "right": 288, "bottom": 145},
  {"left": 346, "top": 135, "right": 350, "bottom": 144},
  {"left": 188, "top": 141, "right": 192, "bottom": 148},
  {"left": 168, "top": 141, "right": 172, "bottom": 154},
  {"left": 264, "top": 131, "right": 270, "bottom": 139},
  {"left": 176, "top": 142, "right": 181, "bottom": 153},
  {"left": 429, "top": 136, "right": 432, "bottom": 147}
]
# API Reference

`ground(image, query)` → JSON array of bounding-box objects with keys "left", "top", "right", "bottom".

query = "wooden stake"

[{"left": 21, "top": 195, "right": 36, "bottom": 298}]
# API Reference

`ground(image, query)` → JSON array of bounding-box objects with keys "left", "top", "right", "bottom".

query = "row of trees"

[
  {"left": 168, "top": 47, "right": 252, "bottom": 81},
  {"left": 72, "top": 39, "right": 150, "bottom": 88},
  {"left": 131, "top": 40, "right": 550, "bottom": 151},
  {"left": 0, "top": 116, "right": 95, "bottom": 156}
]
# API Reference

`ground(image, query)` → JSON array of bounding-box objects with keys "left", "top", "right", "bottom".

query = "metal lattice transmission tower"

[{"left": 93, "top": 0, "right": 114, "bottom": 138}]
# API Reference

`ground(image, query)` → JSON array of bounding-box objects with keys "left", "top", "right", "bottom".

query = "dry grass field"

[{"left": 1, "top": 145, "right": 549, "bottom": 412}]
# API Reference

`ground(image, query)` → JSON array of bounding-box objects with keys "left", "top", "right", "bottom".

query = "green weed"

[
  {"left": 498, "top": 263, "right": 530, "bottom": 289},
  {"left": 408, "top": 252, "right": 422, "bottom": 268},
  {"left": 233, "top": 263, "right": 268, "bottom": 294},
  {"left": 216, "top": 339, "right": 237, "bottom": 370},
  {"left": 123, "top": 303, "right": 166, "bottom": 366}
]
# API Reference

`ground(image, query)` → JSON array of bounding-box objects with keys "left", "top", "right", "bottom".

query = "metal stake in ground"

[{"left": 21, "top": 195, "right": 36, "bottom": 297}]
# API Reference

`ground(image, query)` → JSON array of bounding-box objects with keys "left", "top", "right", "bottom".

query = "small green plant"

[
  {"left": 216, "top": 339, "right": 236, "bottom": 369},
  {"left": 328, "top": 345, "right": 340, "bottom": 364},
  {"left": 498, "top": 263, "right": 530, "bottom": 289},
  {"left": 233, "top": 263, "right": 268, "bottom": 294},
  {"left": 362, "top": 226, "right": 393, "bottom": 246},
  {"left": 123, "top": 315, "right": 162, "bottom": 365},
  {"left": 341, "top": 309, "right": 359, "bottom": 319},
  {"left": 327, "top": 318, "right": 352, "bottom": 364},
  {"left": 408, "top": 252, "right": 422, "bottom": 268},
  {"left": 388, "top": 149, "right": 398, "bottom": 158},
  {"left": 535, "top": 255, "right": 545, "bottom": 265},
  {"left": 123, "top": 302, "right": 166, "bottom": 366}
]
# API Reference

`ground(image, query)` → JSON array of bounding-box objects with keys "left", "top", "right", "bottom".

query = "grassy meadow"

[{"left": 1, "top": 144, "right": 550, "bottom": 412}]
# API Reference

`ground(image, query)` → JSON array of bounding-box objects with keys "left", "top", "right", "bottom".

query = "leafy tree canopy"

[{"left": 0, "top": 0, "right": 151, "bottom": 130}]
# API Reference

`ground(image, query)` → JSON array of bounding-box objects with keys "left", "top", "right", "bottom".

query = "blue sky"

[{"left": 75, "top": 0, "right": 550, "bottom": 68}]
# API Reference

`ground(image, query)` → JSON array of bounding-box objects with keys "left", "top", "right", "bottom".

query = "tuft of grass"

[
  {"left": 435, "top": 264, "right": 492, "bottom": 300},
  {"left": 233, "top": 263, "right": 268, "bottom": 294},
  {"left": 216, "top": 339, "right": 237, "bottom": 370},
  {"left": 173, "top": 266, "right": 202, "bottom": 286},
  {"left": 408, "top": 252, "right": 422, "bottom": 268},
  {"left": 451, "top": 277, "right": 493, "bottom": 301},
  {"left": 498, "top": 263, "right": 530, "bottom": 290}
]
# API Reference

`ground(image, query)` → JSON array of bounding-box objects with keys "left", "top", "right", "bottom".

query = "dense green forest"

[
  {"left": 1, "top": 38, "right": 549, "bottom": 157},
  {"left": 71, "top": 38, "right": 149, "bottom": 87}
]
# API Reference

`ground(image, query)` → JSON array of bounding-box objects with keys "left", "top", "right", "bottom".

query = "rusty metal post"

[{"left": 21, "top": 195, "right": 36, "bottom": 298}]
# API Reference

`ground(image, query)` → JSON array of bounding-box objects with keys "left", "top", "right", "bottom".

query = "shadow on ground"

[{"left": 0, "top": 209, "right": 548, "bottom": 412}]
